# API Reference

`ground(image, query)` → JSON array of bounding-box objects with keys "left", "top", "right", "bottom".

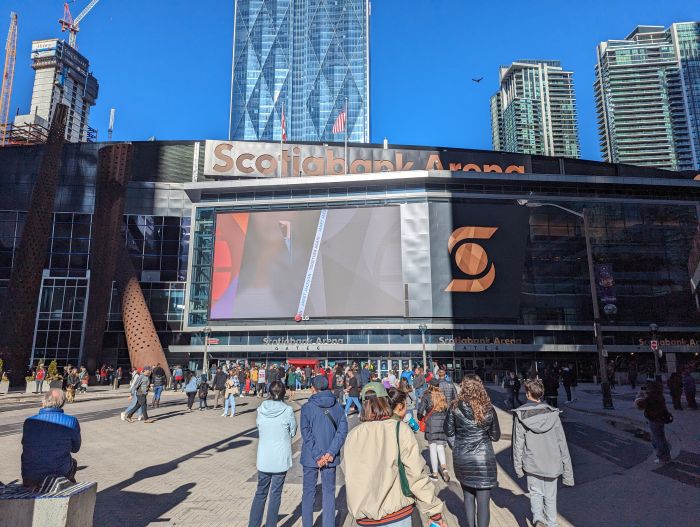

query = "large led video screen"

[{"left": 210, "top": 207, "right": 404, "bottom": 319}]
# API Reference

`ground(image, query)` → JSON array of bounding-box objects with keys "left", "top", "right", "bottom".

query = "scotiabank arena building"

[{"left": 1, "top": 139, "right": 699, "bottom": 382}]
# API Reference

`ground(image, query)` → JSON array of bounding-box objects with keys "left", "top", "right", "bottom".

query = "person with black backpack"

[
  {"left": 197, "top": 374, "right": 210, "bottom": 411},
  {"left": 332, "top": 365, "right": 345, "bottom": 404},
  {"left": 300, "top": 375, "right": 348, "bottom": 527}
]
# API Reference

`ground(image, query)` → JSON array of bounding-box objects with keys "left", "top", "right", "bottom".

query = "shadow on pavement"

[{"left": 93, "top": 426, "right": 257, "bottom": 526}]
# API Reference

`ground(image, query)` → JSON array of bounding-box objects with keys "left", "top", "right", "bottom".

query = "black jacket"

[
  {"left": 445, "top": 402, "right": 500, "bottom": 489},
  {"left": 418, "top": 391, "right": 448, "bottom": 442},
  {"left": 213, "top": 371, "right": 227, "bottom": 390}
]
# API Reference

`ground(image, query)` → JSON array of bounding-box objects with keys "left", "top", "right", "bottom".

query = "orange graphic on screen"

[{"left": 211, "top": 213, "right": 249, "bottom": 317}]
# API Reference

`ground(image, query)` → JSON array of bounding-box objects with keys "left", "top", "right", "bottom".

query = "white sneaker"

[
  {"left": 221, "top": 413, "right": 227, "bottom": 417},
  {"left": 120, "top": 412, "right": 125, "bottom": 421},
  {"left": 137, "top": 416, "right": 143, "bottom": 421},
  {"left": 230, "top": 414, "right": 235, "bottom": 418}
]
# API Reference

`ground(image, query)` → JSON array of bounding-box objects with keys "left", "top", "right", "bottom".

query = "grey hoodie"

[{"left": 512, "top": 401, "right": 574, "bottom": 485}]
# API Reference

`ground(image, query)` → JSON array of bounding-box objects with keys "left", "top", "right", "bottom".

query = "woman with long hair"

[
  {"left": 445, "top": 375, "right": 501, "bottom": 527},
  {"left": 417, "top": 378, "right": 450, "bottom": 481},
  {"left": 342, "top": 382, "right": 445, "bottom": 527}
]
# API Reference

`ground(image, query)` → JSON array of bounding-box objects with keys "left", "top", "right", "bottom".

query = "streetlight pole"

[
  {"left": 203, "top": 326, "right": 211, "bottom": 380},
  {"left": 418, "top": 323, "right": 428, "bottom": 371},
  {"left": 649, "top": 323, "right": 662, "bottom": 382},
  {"left": 518, "top": 200, "right": 614, "bottom": 409}
]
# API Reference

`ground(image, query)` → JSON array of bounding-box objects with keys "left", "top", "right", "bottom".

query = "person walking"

[
  {"left": 635, "top": 380, "right": 673, "bottom": 463},
  {"left": 668, "top": 372, "right": 683, "bottom": 410},
  {"left": 257, "top": 364, "right": 267, "bottom": 397},
  {"left": 506, "top": 371, "right": 522, "bottom": 409},
  {"left": 151, "top": 363, "right": 167, "bottom": 408},
  {"left": 332, "top": 365, "right": 346, "bottom": 403},
  {"left": 437, "top": 369, "right": 457, "bottom": 405},
  {"left": 198, "top": 375, "right": 210, "bottom": 410},
  {"left": 304, "top": 365, "right": 313, "bottom": 389},
  {"left": 413, "top": 367, "right": 426, "bottom": 401},
  {"left": 342, "top": 381, "right": 446, "bottom": 527},
  {"left": 248, "top": 381, "right": 297, "bottom": 527},
  {"left": 300, "top": 375, "right": 348, "bottom": 527},
  {"left": 418, "top": 378, "right": 450, "bottom": 482},
  {"left": 172, "top": 365, "right": 184, "bottom": 391},
  {"left": 445, "top": 375, "right": 501, "bottom": 527},
  {"left": 682, "top": 367, "right": 697, "bottom": 410},
  {"left": 222, "top": 370, "right": 239, "bottom": 417},
  {"left": 287, "top": 367, "right": 298, "bottom": 401},
  {"left": 183, "top": 372, "right": 200, "bottom": 412},
  {"left": 125, "top": 366, "right": 155, "bottom": 423},
  {"left": 513, "top": 379, "right": 574, "bottom": 527},
  {"left": 237, "top": 368, "right": 247, "bottom": 398},
  {"left": 212, "top": 366, "right": 228, "bottom": 409},
  {"left": 543, "top": 369, "right": 559, "bottom": 408},
  {"left": 250, "top": 366, "right": 259, "bottom": 396},
  {"left": 34, "top": 364, "right": 46, "bottom": 394},
  {"left": 344, "top": 369, "right": 362, "bottom": 417}
]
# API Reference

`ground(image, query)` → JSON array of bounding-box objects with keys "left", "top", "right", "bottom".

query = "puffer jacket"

[
  {"left": 512, "top": 402, "right": 574, "bottom": 485},
  {"left": 445, "top": 402, "right": 500, "bottom": 489},
  {"left": 417, "top": 390, "right": 447, "bottom": 442},
  {"left": 342, "top": 419, "right": 443, "bottom": 525}
]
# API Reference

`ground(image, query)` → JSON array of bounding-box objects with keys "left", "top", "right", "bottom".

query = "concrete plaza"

[{"left": 0, "top": 383, "right": 697, "bottom": 526}]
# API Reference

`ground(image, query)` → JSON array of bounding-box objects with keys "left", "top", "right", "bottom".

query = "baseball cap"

[{"left": 360, "top": 381, "right": 389, "bottom": 400}]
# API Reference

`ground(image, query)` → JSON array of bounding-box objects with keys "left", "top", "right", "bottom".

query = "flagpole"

[
  {"left": 279, "top": 102, "right": 284, "bottom": 178},
  {"left": 344, "top": 97, "right": 348, "bottom": 174}
]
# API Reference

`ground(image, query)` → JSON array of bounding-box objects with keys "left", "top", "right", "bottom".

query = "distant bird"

[{"left": 472, "top": 77, "right": 484, "bottom": 83}]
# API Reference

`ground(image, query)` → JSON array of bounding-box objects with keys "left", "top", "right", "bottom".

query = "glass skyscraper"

[
  {"left": 229, "top": 0, "right": 370, "bottom": 144},
  {"left": 490, "top": 60, "right": 581, "bottom": 158},
  {"left": 595, "top": 23, "right": 700, "bottom": 171}
]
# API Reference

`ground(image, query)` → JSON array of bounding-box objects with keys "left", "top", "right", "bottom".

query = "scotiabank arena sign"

[{"left": 203, "top": 140, "right": 532, "bottom": 178}]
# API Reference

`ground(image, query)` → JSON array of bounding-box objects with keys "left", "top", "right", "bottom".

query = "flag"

[
  {"left": 332, "top": 110, "right": 346, "bottom": 134},
  {"left": 281, "top": 107, "right": 287, "bottom": 142}
]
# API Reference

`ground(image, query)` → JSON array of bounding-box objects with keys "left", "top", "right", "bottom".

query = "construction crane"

[
  {"left": 59, "top": 0, "right": 101, "bottom": 49},
  {"left": 0, "top": 12, "right": 18, "bottom": 146}
]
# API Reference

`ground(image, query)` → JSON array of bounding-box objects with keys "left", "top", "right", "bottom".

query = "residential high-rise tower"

[
  {"left": 490, "top": 60, "right": 580, "bottom": 158},
  {"left": 229, "top": 0, "right": 370, "bottom": 143},
  {"left": 595, "top": 23, "right": 700, "bottom": 171},
  {"left": 14, "top": 39, "right": 98, "bottom": 143}
]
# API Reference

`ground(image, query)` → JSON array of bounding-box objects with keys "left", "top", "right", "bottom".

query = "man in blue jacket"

[
  {"left": 300, "top": 375, "right": 348, "bottom": 527},
  {"left": 21, "top": 388, "right": 81, "bottom": 487}
]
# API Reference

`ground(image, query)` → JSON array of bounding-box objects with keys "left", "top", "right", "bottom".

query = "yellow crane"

[{"left": 0, "top": 12, "right": 18, "bottom": 146}]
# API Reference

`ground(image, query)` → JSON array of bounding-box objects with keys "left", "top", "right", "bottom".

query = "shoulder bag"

[
  {"left": 418, "top": 408, "right": 434, "bottom": 433},
  {"left": 395, "top": 421, "right": 414, "bottom": 498}
]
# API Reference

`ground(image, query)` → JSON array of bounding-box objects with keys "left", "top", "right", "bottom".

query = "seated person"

[{"left": 21, "top": 388, "right": 81, "bottom": 487}]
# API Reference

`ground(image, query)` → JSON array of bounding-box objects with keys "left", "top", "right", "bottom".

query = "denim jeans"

[
  {"left": 224, "top": 394, "right": 236, "bottom": 416},
  {"left": 296, "top": 379, "right": 302, "bottom": 390},
  {"left": 35, "top": 380, "right": 44, "bottom": 393},
  {"left": 383, "top": 517, "right": 412, "bottom": 527},
  {"left": 344, "top": 396, "right": 361, "bottom": 415},
  {"left": 527, "top": 475, "right": 558, "bottom": 527},
  {"left": 648, "top": 421, "right": 670, "bottom": 462},
  {"left": 153, "top": 385, "right": 164, "bottom": 401},
  {"left": 125, "top": 396, "right": 143, "bottom": 417},
  {"left": 248, "top": 471, "right": 287, "bottom": 527},
  {"left": 302, "top": 466, "right": 336, "bottom": 527}
]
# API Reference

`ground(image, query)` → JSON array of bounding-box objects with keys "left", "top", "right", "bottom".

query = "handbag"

[
  {"left": 662, "top": 411, "right": 674, "bottom": 424},
  {"left": 396, "top": 421, "right": 413, "bottom": 498},
  {"left": 418, "top": 408, "right": 434, "bottom": 433}
]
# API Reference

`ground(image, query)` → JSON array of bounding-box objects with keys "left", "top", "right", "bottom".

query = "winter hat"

[
  {"left": 429, "top": 378, "right": 440, "bottom": 387},
  {"left": 312, "top": 375, "right": 329, "bottom": 391}
]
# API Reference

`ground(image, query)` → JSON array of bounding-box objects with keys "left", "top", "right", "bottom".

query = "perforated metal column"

[
  {"left": 116, "top": 247, "right": 171, "bottom": 379},
  {"left": 0, "top": 104, "right": 67, "bottom": 384},
  {"left": 82, "top": 144, "right": 132, "bottom": 373}
]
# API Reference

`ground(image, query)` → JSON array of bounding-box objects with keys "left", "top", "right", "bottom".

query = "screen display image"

[{"left": 210, "top": 207, "right": 404, "bottom": 319}]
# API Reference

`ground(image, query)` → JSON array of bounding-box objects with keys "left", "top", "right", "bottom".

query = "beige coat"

[{"left": 341, "top": 419, "right": 443, "bottom": 522}]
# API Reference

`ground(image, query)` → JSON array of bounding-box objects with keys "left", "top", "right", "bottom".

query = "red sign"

[
  {"left": 650, "top": 340, "right": 658, "bottom": 351},
  {"left": 207, "top": 337, "right": 220, "bottom": 345}
]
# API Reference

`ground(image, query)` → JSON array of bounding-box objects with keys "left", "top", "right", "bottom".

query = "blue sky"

[{"left": 2, "top": 0, "right": 697, "bottom": 160}]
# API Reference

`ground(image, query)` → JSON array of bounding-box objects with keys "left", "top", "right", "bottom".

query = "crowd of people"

[{"left": 17, "top": 357, "right": 698, "bottom": 527}]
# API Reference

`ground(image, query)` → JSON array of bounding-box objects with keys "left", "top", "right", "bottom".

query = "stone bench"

[{"left": 0, "top": 479, "right": 97, "bottom": 527}]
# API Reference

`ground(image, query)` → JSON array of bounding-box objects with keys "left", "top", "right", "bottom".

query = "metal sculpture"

[
  {"left": 0, "top": 104, "right": 67, "bottom": 384},
  {"left": 115, "top": 246, "right": 171, "bottom": 379},
  {"left": 82, "top": 143, "right": 132, "bottom": 374}
]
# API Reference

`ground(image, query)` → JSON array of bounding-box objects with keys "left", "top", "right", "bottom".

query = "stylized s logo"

[{"left": 445, "top": 226, "right": 497, "bottom": 293}]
